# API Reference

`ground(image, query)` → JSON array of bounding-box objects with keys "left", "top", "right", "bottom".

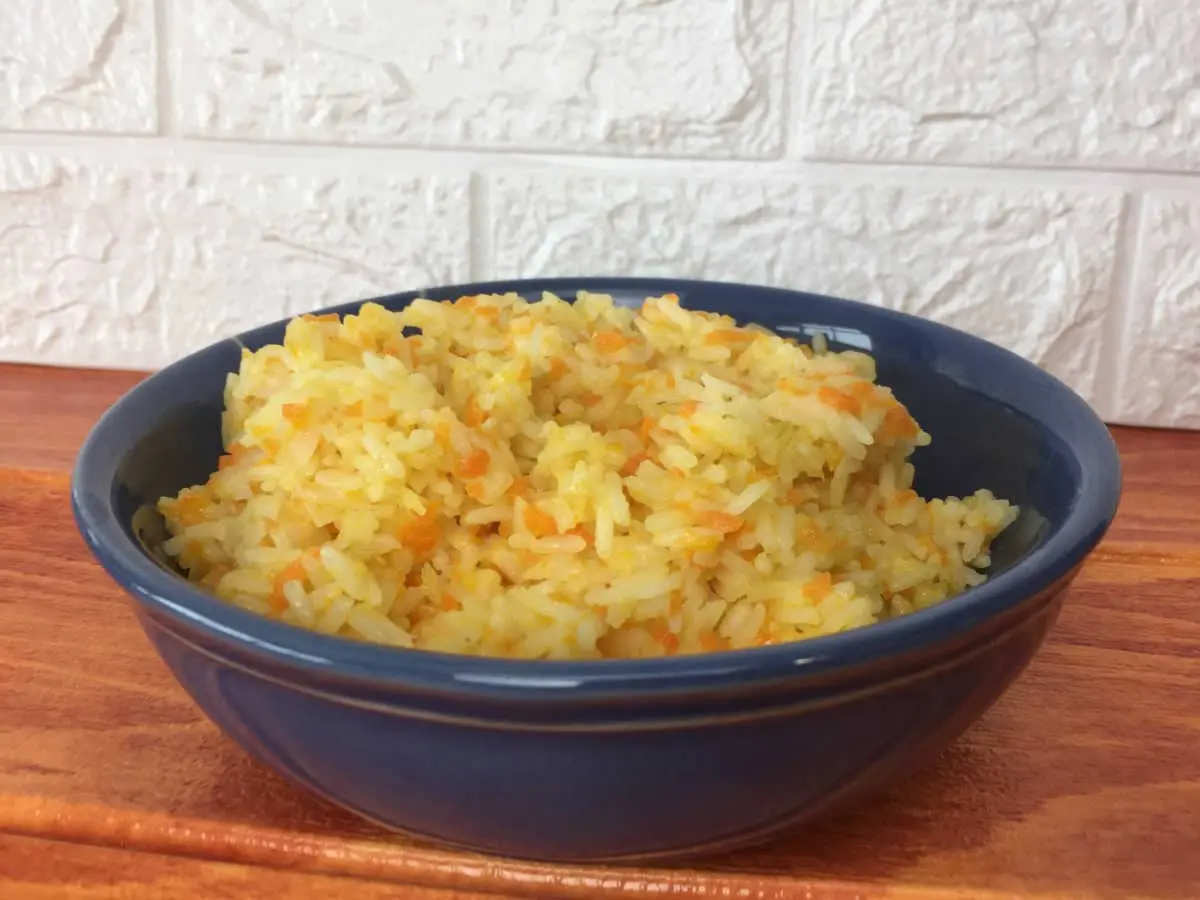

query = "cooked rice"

[{"left": 157, "top": 291, "right": 1017, "bottom": 659}]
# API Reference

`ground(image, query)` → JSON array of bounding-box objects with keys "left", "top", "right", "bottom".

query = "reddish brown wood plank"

[
  {"left": 0, "top": 833, "right": 507, "bottom": 899},
  {"left": 0, "top": 364, "right": 144, "bottom": 471},
  {"left": 0, "top": 367, "right": 1197, "bottom": 899}
]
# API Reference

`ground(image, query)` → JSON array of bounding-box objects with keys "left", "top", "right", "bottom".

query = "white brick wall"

[{"left": 0, "top": 0, "right": 1196, "bottom": 428}]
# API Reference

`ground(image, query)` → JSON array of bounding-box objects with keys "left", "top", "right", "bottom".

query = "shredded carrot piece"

[
  {"left": 456, "top": 295, "right": 478, "bottom": 309},
  {"left": 273, "top": 558, "right": 306, "bottom": 593},
  {"left": 344, "top": 400, "right": 364, "bottom": 417},
  {"left": 174, "top": 493, "right": 208, "bottom": 526},
  {"left": 804, "top": 572, "right": 834, "bottom": 601},
  {"left": 881, "top": 404, "right": 919, "bottom": 440},
  {"left": 396, "top": 509, "right": 442, "bottom": 557},
  {"left": 456, "top": 448, "right": 491, "bottom": 478},
  {"left": 620, "top": 453, "right": 648, "bottom": 477},
  {"left": 661, "top": 293, "right": 680, "bottom": 305},
  {"left": 638, "top": 417, "right": 656, "bottom": 442},
  {"left": 579, "top": 392, "right": 602, "bottom": 408},
  {"left": 409, "top": 335, "right": 423, "bottom": 349},
  {"left": 465, "top": 481, "right": 488, "bottom": 500},
  {"left": 786, "top": 487, "right": 810, "bottom": 505},
  {"left": 846, "top": 380, "right": 876, "bottom": 400},
  {"left": 699, "top": 632, "right": 723, "bottom": 652},
  {"left": 476, "top": 306, "right": 501, "bottom": 320},
  {"left": 704, "top": 329, "right": 754, "bottom": 346},
  {"left": 441, "top": 592, "right": 461, "bottom": 611},
  {"left": 892, "top": 488, "right": 918, "bottom": 505},
  {"left": 817, "top": 386, "right": 861, "bottom": 416},
  {"left": 678, "top": 400, "right": 698, "bottom": 417},
  {"left": 464, "top": 397, "right": 487, "bottom": 428},
  {"left": 548, "top": 357, "right": 568, "bottom": 379},
  {"left": 523, "top": 505, "right": 558, "bottom": 538},
  {"left": 566, "top": 525, "right": 593, "bottom": 546},
  {"left": 282, "top": 403, "right": 309, "bottom": 427},
  {"left": 508, "top": 475, "right": 531, "bottom": 498},
  {"left": 739, "top": 548, "right": 758, "bottom": 562},
  {"left": 661, "top": 632, "right": 679, "bottom": 654},
  {"left": 217, "top": 453, "right": 237, "bottom": 471},
  {"left": 593, "top": 330, "right": 631, "bottom": 353},
  {"left": 498, "top": 521, "right": 513, "bottom": 538},
  {"left": 697, "top": 510, "right": 744, "bottom": 534}
]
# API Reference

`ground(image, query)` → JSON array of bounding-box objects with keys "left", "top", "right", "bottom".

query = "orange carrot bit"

[
  {"left": 282, "top": 402, "right": 310, "bottom": 428},
  {"left": 620, "top": 452, "right": 649, "bottom": 477},
  {"left": 498, "top": 520, "right": 513, "bottom": 538},
  {"left": 464, "top": 396, "right": 487, "bottom": 428},
  {"left": 678, "top": 400, "right": 698, "bottom": 418},
  {"left": 661, "top": 632, "right": 679, "bottom": 654},
  {"left": 217, "top": 453, "right": 237, "bottom": 471},
  {"left": 455, "top": 295, "right": 478, "bottom": 309},
  {"left": 441, "top": 592, "right": 462, "bottom": 611},
  {"left": 697, "top": 510, "right": 745, "bottom": 534},
  {"left": 881, "top": 404, "right": 919, "bottom": 440},
  {"left": 344, "top": 400, "right": 364, "bottom": 417},
  {"left": 739, "top": 548, "right": 759, "bottom": 562},
  {"left": 547, "top": 357, "right": 569, "bottom": 379},
  {"left": 465, "top": 480, "right": 489, "bottom": 500},
  {"left": 272, "top": 558, "right": 307, "bottom": 595},
  {"left": 846, "top": 380, "right": 876, "bottom": 400},
  {"left": 699, "top": 631, "right": 724, "bottom": 652},
  {"left": 476, "top": 305, "right": 501, "bottom": 320},
  {"left": 593, "top": 329, "right": 631, "bottom": 353},
  {"left": 174, "top": 492, "right": 208, "bottom": 526},
  {"left": 523, "top": 504, "right": 558, "bottom": 538},
  {"left": 638, "top": 417, "right": 656, "bottom": 442},
  {"left": 660, "top": 293, "right": 680, "bottom": 305},
  {"left": 507, "top": 475, "right": 532, "bottom": 498},
  {"left": 892, "top": 488, "right": 918, "bottom": 505},
  {"left": 579, "top": 392, "right": 603, "bottom": 408},
  {"left": 302, "top": 312, "right": 340, "bottom": 323},
  {"left": 803, "top": 572, "right": 834, "bottom": 601},
  {"left": 456, "top": 448, "right": 491, "bottom": 478},
  {"left": 817, "top": 386, "right": 861, "bottom": 416},
  {"left": 704, "top": 329, "right": 754, "bottom": 346},
  {"left": 396, "top": 509, "right": 442, "bottom": 557},
  {"left": 566, "top": 525, "right": 594, "bottom": 546}
]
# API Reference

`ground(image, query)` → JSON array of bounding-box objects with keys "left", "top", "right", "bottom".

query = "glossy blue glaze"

[{"left": 72, "top": 278, "right": 1121, "bottom": 862}]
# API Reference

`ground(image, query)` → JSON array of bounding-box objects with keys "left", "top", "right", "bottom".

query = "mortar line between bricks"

[
  {"left": 1, "top": 131, "right": 1200, "bottom": 192},
  {"left": 785, "top": 0, "right": 814, "bottom": 161},
  {"left": 1098, "top": 194, "right": 1147, "bottom": 424},
  {"left": 469, "top": 174, "right": 493, "bottom": 282},
  {"left": 153, "top": 0, "right": 177, "bottom": 137}
]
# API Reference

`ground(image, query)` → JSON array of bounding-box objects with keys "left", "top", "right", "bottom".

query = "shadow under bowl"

[{"left": 71, "top": 278, "right": 1121, "bottom": 862}]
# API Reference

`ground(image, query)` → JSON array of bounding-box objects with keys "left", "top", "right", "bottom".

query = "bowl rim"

[{"left": 71, "top": 276, "right": 1122, "bottom": 701}]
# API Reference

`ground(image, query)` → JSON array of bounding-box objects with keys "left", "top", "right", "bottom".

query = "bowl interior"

[{"left": 111, "top": 279, "right": 1071, "bottom": 591}]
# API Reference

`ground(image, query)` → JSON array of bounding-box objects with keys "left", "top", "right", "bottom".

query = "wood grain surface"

[{"left": 1, "top": 362, "right": 1197, "bottom": 899}]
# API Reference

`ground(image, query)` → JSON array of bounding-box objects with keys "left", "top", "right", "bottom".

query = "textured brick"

[
  {"left": 0, "top": 153, "right": 469, "bottom": 368},
  {"left": 1119, "top": 197, "right": 1200, "bottom": 428},
  {"left": 178, "top": 0, "right": 789, "bottom": 158},
  {"left": 0, "top": 0, "right": 156, "bottom": 133},
  {"left": 805, "top": 0, "right": 1200, "bottom": 170},
  {"left": 487, "top": 174, "right": 1123, "bottom": 406}
]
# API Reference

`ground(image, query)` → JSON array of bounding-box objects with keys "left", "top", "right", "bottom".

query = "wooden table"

[{"left": 1, "top": 363, "right": 1197, "bottom": 900}]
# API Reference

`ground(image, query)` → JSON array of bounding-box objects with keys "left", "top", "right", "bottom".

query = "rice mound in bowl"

[{"left": 158, "top": 291, "right": 1017, "bottom": 660}]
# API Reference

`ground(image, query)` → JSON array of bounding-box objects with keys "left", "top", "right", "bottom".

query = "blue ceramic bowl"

[{"left": 72, "top": 278, "right": 1121, "bottom": 863}]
